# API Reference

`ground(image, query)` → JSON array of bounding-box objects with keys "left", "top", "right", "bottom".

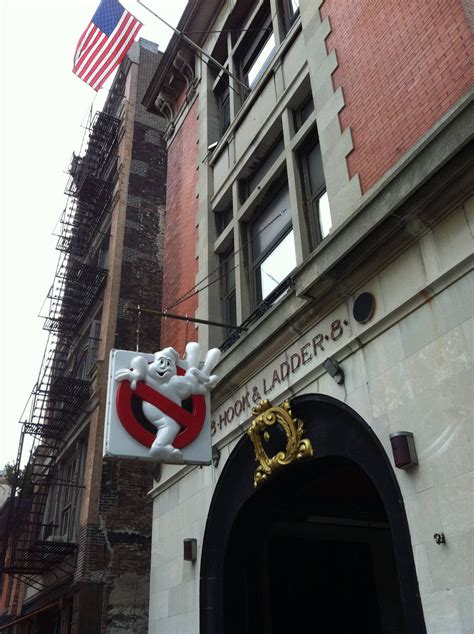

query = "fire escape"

[{"left": 1, "top": 111, "right": 121, "bottom": 587}]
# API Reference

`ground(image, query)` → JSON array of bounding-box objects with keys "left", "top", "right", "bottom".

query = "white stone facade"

[
  {"left": 144, "top": 0, "right": 473, "bottom": 628},
  {"left": 148, "top": 196, "right": 473, "bottom": 633}
]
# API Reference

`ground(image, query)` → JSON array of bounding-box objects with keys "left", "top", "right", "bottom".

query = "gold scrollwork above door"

[{"left": 247, "top": 400, "right": 313, "bottom": 487}]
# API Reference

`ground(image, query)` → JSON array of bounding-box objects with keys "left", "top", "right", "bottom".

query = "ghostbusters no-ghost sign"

[{"left": 104, "top": 345, "right": 221, "bottom": 465}]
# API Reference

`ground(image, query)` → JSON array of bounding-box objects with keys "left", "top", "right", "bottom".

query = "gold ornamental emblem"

[{"left": 247, "top": 400, "right": 313, "bottom": 487}]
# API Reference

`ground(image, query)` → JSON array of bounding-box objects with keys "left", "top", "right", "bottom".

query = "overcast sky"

[{"left": 0, "top": 0, "right": 187, "bottom": 468}]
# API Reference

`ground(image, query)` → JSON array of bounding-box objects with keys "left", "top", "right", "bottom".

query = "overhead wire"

[
  {"left": 178, "top": 6, "right": 280, "bottom": 98},
  {"left": 163, "top": 207, "right": 289, "bottom": 312},
  {"left": 182, "top": 27, "right": 272, "bottom": 35},
  {"left": 153, "top": 5, "right": 288, "bottom": 315}
]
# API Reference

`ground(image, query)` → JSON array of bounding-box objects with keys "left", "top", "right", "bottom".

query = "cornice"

[{"left": 142, "top": 0, "right": 226, "bottom": 114}]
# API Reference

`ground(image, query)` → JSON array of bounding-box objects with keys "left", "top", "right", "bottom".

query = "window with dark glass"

[
  {"left": 221, "top": 249, "right": 237, "bottom": 332},
  {"left": 215, "top": 205, "right": 233, "bottom": 236},
  {"left": 251, "top": 183, "right": 296, "bottom": 302},
  {"left": 87, "top": 319, "right": 101, "bottom": 369},
  {"left": 246, "top": 136, "right": 284, "bottom": 198},
  {"left": 44, "top": 444, "right": 87, "bottom": 543},
  {"left": 218, "top": 81, "right": 231, "bottom": 134},
  {"left": 75, "top": 348, "right": 89, "bottom": 380},
  {"left": 281, "top": 0, "right": 300, "bottom": 30},
  {"left": 60, "top": 459, "right": 76, "bottom": 540},
  {"left": 300, "top": 140, "right": 332, "bottom": 245},
  {"left": 288, "top": 0, "right": 300, "bottom": 22},
  {"left": 294, "top": 96, "right": 314, "bottom": 130}
]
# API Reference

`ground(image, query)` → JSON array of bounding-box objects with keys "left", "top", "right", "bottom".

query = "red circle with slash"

[{"left": 116, "top": 366, "right": 206, "bottom": 449}]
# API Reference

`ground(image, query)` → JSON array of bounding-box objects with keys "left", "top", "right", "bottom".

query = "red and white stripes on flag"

[{"left": 73, "top": 0, "right": 142, "bottom": 91}]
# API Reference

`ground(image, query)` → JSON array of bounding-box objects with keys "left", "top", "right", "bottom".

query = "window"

[
  {"left": 89, "top": 236, "right": 109, "bottom": 269},
  {"left": 288, "top": 0, "right": 300, "bottom": 22},
  {"left": 300, "top": 140, "right": 332, "bottom": 244},
  {"left": 251, "top": 183, "right": 296, "bottom": 302},
  {"left": 221, "top": 249, "right": 237, "bottom": 332},
  {"left": 246, "top": 137, "right": 284, "bottom": 197},
  {"left": 98, "top": 239, "right": 109, "bottom": 268},
  {"left": 294, "top": 96, "right": 314, "bottom": 130},
  {"left": 217, "top": 81, "right": 230, "bottom": 135},
  {"left": 215, "top": 205, "right": 233, "bottom": 236},
  {"left": 87, "top": 319, "right": 101, "bottom": 369},
  {"left": 281, "top": 0, "right": 300, "bottom": 30},
  {"left": 43, "top": 443, "right": 87, "bottom": 543},
  {"left": 58, "top": 459, "right": 76, "bottom": 540},
  {"left": 241, "top": 17, "right": 276, "bottom": 89},
  {"left": 75, "top": 349, "right": 89, "bottom": 380},
  {"left": 259, "top": 231, "right": 296, "bottom": 299}
]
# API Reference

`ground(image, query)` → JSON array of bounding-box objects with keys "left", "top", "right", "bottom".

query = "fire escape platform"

[
  {"left": 3, "top": 541, "right": 76, "bottom": 575},
  {"left": 1, "top": 106, "right": 119, "bottom": 578}
]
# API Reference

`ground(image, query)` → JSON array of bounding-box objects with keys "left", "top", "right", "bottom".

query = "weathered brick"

[
  {"left": 161, "top": 98, "right": 200, "bottom": 354},
  {"left": 321, "top": 0, "right": 473, "bottom": 192}
]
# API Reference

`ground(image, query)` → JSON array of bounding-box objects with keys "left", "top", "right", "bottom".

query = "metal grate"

[{"left": 3, "top": 540, "right": 76, "bottom": 575}]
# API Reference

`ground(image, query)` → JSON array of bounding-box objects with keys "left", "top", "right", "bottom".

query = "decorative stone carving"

[
  {"left": 155, "top": 89, "right": 176, "bottom": 123},
  {"left": 154, "top": 47, "right": 197, "bottom": 139},
  {"left": 173, "top": 48, "right": 195, "bottom": 88}
]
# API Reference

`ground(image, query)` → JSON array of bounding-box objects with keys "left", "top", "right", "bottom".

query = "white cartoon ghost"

[{"left": 115, "top": 342, "right": 221, "bottom": 463}]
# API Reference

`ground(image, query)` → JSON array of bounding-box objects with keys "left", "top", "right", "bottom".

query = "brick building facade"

[
  {"left": 321, "top": 0, "right": 473, "bottom": 192},
  {"left": 143, "top": 1, "right": 473, "bottom": 632},
  {"left": 160, "top": 99, "right": 200, "bottom": 353},
  {"left": 0, "top": 40, "right": 167, "bottom": 634}
]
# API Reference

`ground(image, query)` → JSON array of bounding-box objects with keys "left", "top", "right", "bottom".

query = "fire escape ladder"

[
  {"left": 57, "top": 110, "right": 120, "bottom": 259},
  {"left": 42, "top": 253, "right": 108, "bottom": 335},
  {"left": 1, "top": 429, "right": 76, "bottom": 577},
  {"left": 2, "top": 105, "right": 118, "bottom": 581},
  {"left": 56, "top": 176, "right": 115, "bottom": 258}
]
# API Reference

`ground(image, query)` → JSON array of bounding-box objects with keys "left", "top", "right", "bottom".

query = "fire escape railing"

[
  {"left": 1, "top": 109, "right": 121, "bottom": 581},
  {"left": 42, "top": 254, "right": 108, "bottom": 335},
  {"left": 56, "top": 177, "right": 115, "bottom": 257}
]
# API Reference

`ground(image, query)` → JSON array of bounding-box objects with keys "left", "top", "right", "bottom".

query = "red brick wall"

[
  {"left": 161, "top": 99, "right": 199, "bottom": 354},
  {"left": 321, "top": 0, "right": 474, "bottom": 193}
]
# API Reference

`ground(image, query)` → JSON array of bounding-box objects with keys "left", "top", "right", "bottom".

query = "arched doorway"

[{"left": 200, "top": 394, "right": 426, "bottom": 633}]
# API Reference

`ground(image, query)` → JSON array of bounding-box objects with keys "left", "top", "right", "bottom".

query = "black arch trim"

[{"left": 200, "top": 393, "right": 426, "bottom": 633}]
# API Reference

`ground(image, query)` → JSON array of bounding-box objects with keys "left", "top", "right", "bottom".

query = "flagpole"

[{"left": 136, "top": 0, "right": 250, "bottom": 93}]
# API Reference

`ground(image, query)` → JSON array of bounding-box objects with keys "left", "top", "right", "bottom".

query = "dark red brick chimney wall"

[{"left": 161, "top": 99, "right": 199, "bottom": 355}]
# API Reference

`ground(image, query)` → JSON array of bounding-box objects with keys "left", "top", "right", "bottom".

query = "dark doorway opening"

[
  {"left": 200, "top": 394, "right": 426, "bottom": 633},
  {"left": 223, "top": 457, "right": 404, "bottom": 633}
]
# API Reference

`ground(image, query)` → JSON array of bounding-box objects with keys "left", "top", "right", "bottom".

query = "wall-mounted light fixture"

[
  {"left": 212, "top": 446, "right": 221, "bottom": 468},
  {"left": 323, "top": 357, "right": 345, "bottom": 384},
  {"left": 152, "top": 464, "right": 162, "bottom": 483},
  {"left": 389, "top": 431, "right": 418, "bottom": 469},
  {"left": 183, "top": 538, "right": 197, "bottom": 562},
  {"left": 202, "top": 141, "right": 218, "bottom": 164}
]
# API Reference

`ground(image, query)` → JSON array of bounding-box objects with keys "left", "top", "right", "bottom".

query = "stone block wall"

[{"left": 148, "top": 196, "right": 473, "bottom": 633}]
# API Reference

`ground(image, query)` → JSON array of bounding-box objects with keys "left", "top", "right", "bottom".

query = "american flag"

[{"left": 73, "top": 0, "right": 142, "bottom": 91}]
